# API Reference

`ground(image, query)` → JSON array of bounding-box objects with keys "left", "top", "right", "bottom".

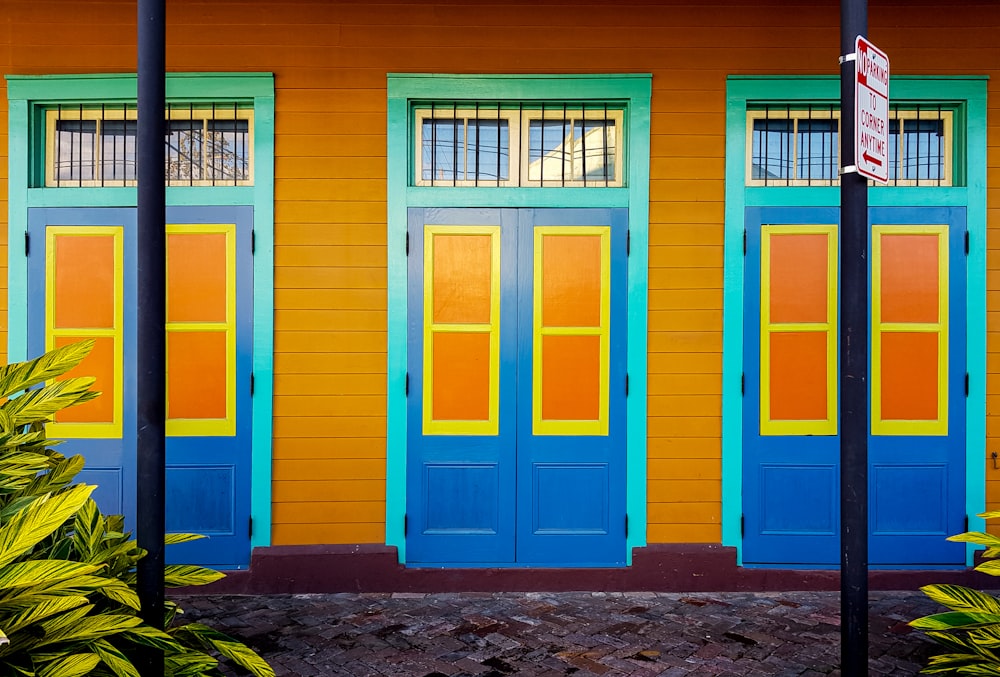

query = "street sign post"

[{"left": 855, "top": 35, "right": 890, "bottom": 183}]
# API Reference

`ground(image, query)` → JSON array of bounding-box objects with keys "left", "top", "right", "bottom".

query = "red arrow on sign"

[{"left": 862, "top": 151, "right": 883, "bottom": 168}]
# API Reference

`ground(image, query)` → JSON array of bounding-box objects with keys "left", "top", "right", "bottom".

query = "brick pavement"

[{"left": 175, "top": 591, "right": 946, "bottom": 676}]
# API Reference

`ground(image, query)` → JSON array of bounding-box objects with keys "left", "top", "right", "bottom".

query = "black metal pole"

[
  {"left": 136, "top": 0, "right": 166, "bottom": 673},
  {"left": 840, "top": 0, "right": 869, "bottom": 674}
]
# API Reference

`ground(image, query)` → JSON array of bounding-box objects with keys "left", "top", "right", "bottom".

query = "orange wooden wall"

[{"left": 2, "top": 0, "right": 1000, "bottom": 546}]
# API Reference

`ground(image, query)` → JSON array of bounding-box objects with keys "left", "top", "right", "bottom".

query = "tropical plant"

[
  {"left": 910, "top": 511, "right": 1000, "bottom": 674},
  {"left": 0, "top": 340, "right": 274, "bottom": 676}
]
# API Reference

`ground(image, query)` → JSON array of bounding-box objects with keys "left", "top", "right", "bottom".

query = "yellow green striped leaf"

[
  {"left": 163, "top": 565, "right": 225, "bottom": 588},
  {"left": 911, "top": 611, "right": 1000, "bottom": 631},
  {"left": 0, "top": 561, "right": 102, "bottom": 590},
  {"left": 36, "top": 653, "right": 100, "bottom": 677},
  {"left": 0, "top": 485, "right": 94, "bottom": 569},
  {"left": 921, "top": 584, "right": 1000, "bottom": 614}
]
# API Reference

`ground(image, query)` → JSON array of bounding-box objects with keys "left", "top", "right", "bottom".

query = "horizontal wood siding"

[{"left": 4, "top": 0, "right": 1000, "bottom": 547}]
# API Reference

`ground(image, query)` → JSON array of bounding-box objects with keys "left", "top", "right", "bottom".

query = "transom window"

[
  {"left": 415, "top": 103, "right": 624, "bottom": 188},
  {"left": 747, "top": 104, "right": 953, "bottom": 187},
  {"left": 44, "top": 103, "right": 253, "bottom": 187}
]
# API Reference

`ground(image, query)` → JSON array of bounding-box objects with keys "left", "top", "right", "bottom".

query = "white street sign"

[{"left": 855, "top": 36, "right": 890, "bottom": 183}]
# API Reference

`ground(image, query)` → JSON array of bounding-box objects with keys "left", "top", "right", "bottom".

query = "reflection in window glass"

[
  {"left": 55, "top": 120, "right": 97, "bottom": 182},
  {"left": 903, "top": 119, "right": 944, "bottom": 181},
  {"left": 529, "top": 118, "right": 616, "bottom": 183},
  {"left": 576, "top": 120, "right": 616, "bottom": 182},
  {"left": 528, "top": 120, "right": 571, "bottom": 182},
  {"left": 421, "top": 118, "right": 509, "bottom": 183},
  {"left": 421, "top": 119, "right": 459, "bottom": 182},
  {"left": 795, "top": 119, "right": 837, "bottom": 181},
  {"left": 467, "top": 119, "right": 509, "bottom": 181},
  {"left": 101, "top": 120, "right": 137, "bottom": 182},
  {"left": 207, "top": 119, "right": 249, "bottom": 182},
  {"left": 887, "top": 119, "right": 901, "bottom": 182},
  {"left": 166, "top": 120, "right": 202, "bottom": 182},
  {"left": 751, "top": 119, "right": 793, "bottom": 181}
]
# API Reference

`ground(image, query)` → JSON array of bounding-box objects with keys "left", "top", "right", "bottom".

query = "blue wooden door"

[
  {"left": 742, "top": 206, "right": 966, "bottom": 567},
  {"left": 406, "top": 207, "right": 626, "bottom": 566},
  {"left": 27, "top": 206, "right": 253, "bottom": 569}
]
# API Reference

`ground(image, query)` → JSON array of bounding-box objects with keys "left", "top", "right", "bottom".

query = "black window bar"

[
  {"left": 417, "top": 100, "right": 619, "bottom": 188},
  {"left": 539, "top": 102, "right": 545, "bottom": 188},
  {"left": 753, "top": 103, "right": 947, "bottom": 187}
]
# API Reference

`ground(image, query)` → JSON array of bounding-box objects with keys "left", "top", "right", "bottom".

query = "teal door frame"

[
  {"left": 387, "top": 73, "right": 652, "bottom": 564},
  {"left": 6, "top": 73, "right": 276, "bottom": 560},
  {"left": 722, "top": 75, "right": 988, "bottom": 566}
]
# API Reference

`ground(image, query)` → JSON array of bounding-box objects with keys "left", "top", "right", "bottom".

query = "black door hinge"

[
  {"left": 406, "top": 232, "right": 410, "bottom": 256},
  {"left": 24, "top": 232, "right": 29, "bottom": 256},
  {"left": 405, "top": 373, "right": 409, "bottom": 396},
  {"left": 965, "top": 372, "right": 970, "bottom": 397},
  {"left": 626, "top": 230, "right": 631, "bottom": 256},
  {"left": 743, "top": 229, "right": 747, "bottom": 256},
  {"left": 250, "top": 373, "right": 255, "bottom": 397},
  {"left": 625, "top": 374, "right": 629, "bottom": 397},
  {"left": 625, "top": 514, "right": 629, "bottom": 538},
  {"left": 251, "top": 229, "right": 256, "bottom": 255},
  {"left": 741, "top": 373, "right": 745, "bottom": 396},
  {"left": 741, "top": 514, "right": 745, "bottom": 538},
  {"left": 404, "top": 514, "right": 408, "bottom": 537},
  {"left": 965, "top": 231, "right": 970, "bottom": 255},
  {"left": 248, "top": 517, "right": 253, "bottom": 538}
]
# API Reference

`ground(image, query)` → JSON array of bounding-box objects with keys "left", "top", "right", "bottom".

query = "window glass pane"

[
  {"left": 574, "top": 120, "right": 617, "bottom": 182},
  {"left": 166, "top": 119, "right": 203, "bottom": 182},
  {"left": 528, "top": 119, "right": 574, "bottom": 182},
  {"left": 100, "top": 120, "right": 137, "bottom": 182},
  {"left": 421, "top": 119, "right": 461, "bottom": 182},
  {"left": 466, "top": 119, "right": 508, "bottom": 181},
  {"left": 795, "top": 119, "right": 837, "bottom": 181},
  {"left": 888, "top": 119, "right": 901, "bottom": 182},
  {"left": 751, "top": 119, "right": 793, "bottom": 181},
  {"left": 903, "top": 118, "right": 944, "bottom": 181},
  {"left": 206, "top": 119, "right": 249, "bottom": 181},
  {"left": 55, "top": 120, "right": 97, "bottom": 182}
]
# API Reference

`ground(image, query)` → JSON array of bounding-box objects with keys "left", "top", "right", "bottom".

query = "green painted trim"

[
  {"left": 964, "top": 83, "right": 988, "bottom": 563},
  {"left": 723, "top": 75, "right": 988, "bottom": 567},
  {"left": 387, "top": 73, "right": 651, "bottom": 565},
  {"left": 249, "top": 92, "right": 276, "bottom": 550},
  {"left": 7, "top": 99, "right": 29, "bottom": 363},
  {"left": 721, "top": 85, "right": 748, "bottom": 556},
  {"left": 385, "top": 93, "right": 409, "bottom": 559},
  {"left": 405, "top": 187, "right": 630, "bottom": 208},
  {"left": 25, "top": 187, "right": 257, "bottom": 208},
  {"left": 7, "top": 72, "right": 276, "bottom": 557},
  {"left": 746, "top": 187, "right": 970, "bottom": 208},
  {"left": 5, "top": 72, "right": 274, "bottom": 102},
  {"left": 625, "top": 79, "right": 652, "bottom": 556}
]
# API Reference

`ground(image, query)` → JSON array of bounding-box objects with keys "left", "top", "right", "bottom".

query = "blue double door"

[
  {"left": 406, "top": 208, "right": 627, "bottom": 566},
  {"left": 743, "top": 206, "right": 967, "bottom": 567},
  {"left": 27, "top": 206, "right": 253, "bottom": 568}
]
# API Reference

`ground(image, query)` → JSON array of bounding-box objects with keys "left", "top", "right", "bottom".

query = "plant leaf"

[
  {"left": 91, "top": 639, "right": 140, "bottom": 677},
  {"left": 0, "top": 595, "right": 89, "bottom": 635},
  {"left": 162, "top": 565, "right": 225, "bottom": 588},
  {"left": 977, "top": 560, "right": 1000, "bottom": 577},
  {"left": 911, "top": 611, "right": 1000, "bottom": 630},
  {"left": 0, "top": 485, "right": 94, "bottom": 569},
  {"left": 35, "top": 653, "right": 100, "bottom": 677},
  {"left": 0, "top": 342, "right": 94, "bottom": 400},
  {"left": 0, "top": 560, "right": 102, "bottom": 590},
  {"left": 175, "top": 623, "right": 275, "bottom": 677},
  {"left": 922, "top": 584, "right": 1000, "bottom": 614},
  {"left": 164, "top": 533, "right": 205, "bottom": 546}
]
